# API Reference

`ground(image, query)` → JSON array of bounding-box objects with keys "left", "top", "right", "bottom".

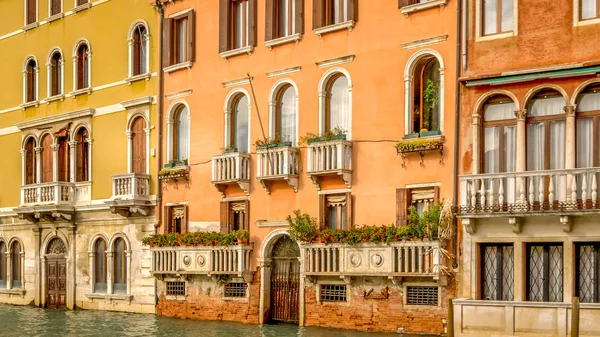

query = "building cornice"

[{"left": 16, "top": 108, "right": 95, "bottom": 130}]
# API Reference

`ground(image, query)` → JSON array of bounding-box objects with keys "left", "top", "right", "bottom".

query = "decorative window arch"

[
  {"left": 47, "top": 48, "right": 64, "bottom": 98},
  {"left": 40, "top": 133, "right": 54, "bottom": 183},
  {"left": 167, "top": 101, "right": 190, "bottom": 163},
  {"left": 224, "top": 90, "right": 251, "bottom": 153},
  {"left": 23, "top": 56, "right": 39, "bottom": 104},
  {"left": 108, "top": 233, "right": 131, "bottom": 295},
  {"left": 269, "top": 80, "right": 299, "bottom": 145},
  {"left": 128, "top": 20, "right": 150, "bottom": 77},
  {"left": 8, "top": 238, "right": 24, "bottom": 290},
  {"left": 90, "top": 235, "right": 108, "bottom": 293},
  {"left": 72, "top": 39, "right": 91, "bottom": 91},
  {"left": 127, "top": 113, "right": 149, "bottom": 174},
  {"left": 22, "top": 136, "right": 37, "bottom": 185},
  {"left": 74, "top": 126, "right": 90, "bottom": 182},
  {"left": 318, "top": 68, "right": 352, "bottom": 139},
  {"left": 404, "top": 50, "right": 445, "bottom": 136},
  {"left": 0, "top": 239, "right": 6, "bottom": 288}
]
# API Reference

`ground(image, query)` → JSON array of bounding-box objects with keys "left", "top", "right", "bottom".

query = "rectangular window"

[
  {"left": 220, "top": 200, "right": 249, "bottom": 233},
  {"left": 166, "top": 205, "right": 187, "bottom": 234},
  {"left": 219, "top": 0, "right": 256, "bottom": 53},
  {"left": 232, "top": 0, "right": 249, "bottom": 49},
  {"left": 320, "top": 284, "right": 347, "bottom": 302},
  {"left": 174, "top": 17, "right": 188, "bottom": 64},
  {"left": 76, "top": 0, "right": 89, "bottom": 6},
  {"left": 576, "top": 243, "right": 600, "bottom": 303},
  {"left": 480, "top": 244, "right": 514, "bottom": 301},
  {"left": 313, "top": 0, "right": 357, "bottom": 29},
  {"left": 526, "top": 243, "right": 563, "bottom": 302},
  {"left": 26, "top": 0, "right": 36, "bottom": 25},
  {"left": 319, "top": 193, "right": 352, "bottom": 230},
  {"left": 266, "top": 0, "right": 303, "bottom": 42},
  {"left": 482, "top": 0, "right": 513, "bottom": 36},
  {"left": 581, "top": 0, "right": 600, "bottom": 20},
  {"left": 166, "top": 281, "right": 186, "bottom": 296},
  {"left": 396, "top": 186, "right": 439, "bottom": 227},
  {"left": 224, "top": 282, "right": 247, "bottom": 298},
  {"left": 406, "top": 286, "right": 439, "bottom": 305},
  {"left": 163, "top": 10, "right": 195, "bottom": 67}
]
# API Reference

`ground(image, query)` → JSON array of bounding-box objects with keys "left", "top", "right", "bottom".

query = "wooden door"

[
  {"left": 41, "top": 135, "right": 53, "bottom": 183},
  {"left": 270, "top": 236, "right": 300, "bottom": 324},
  {"left": 131, "top": 117, "right": 146, "bottom": 174},
  {"left": 47, "top": 259, "right": 66, "bottom": 308}
]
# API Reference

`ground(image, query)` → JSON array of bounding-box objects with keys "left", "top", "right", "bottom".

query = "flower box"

[
  {"left": 396, "top": 136, "right": 444, "bottom": 154},
  {"left": 307, "top": 134, "right": 347, "bottom": 144},
  {"left": 256, "top": 141, "right": 293, "bottom": 150},
  {"left": 419, "top": 130, "right": 442, "bottom": 137}
]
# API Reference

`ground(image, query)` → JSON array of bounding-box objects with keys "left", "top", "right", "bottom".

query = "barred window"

[
  {"left": 224, "top": 282, "right": 247, "bottom": 298},
  {"left": 406, "top": 286, "right": 438, "bottom": 305},
  {"left": 166, "top": 281, "right": 185, "bottom": 296},
  {"left": 320, "top": 284, "right": 347, "bottom": 302},
  {"left": 576, "top": 243, "right": 600, "bottom": 303},
  {"left": 480, "top": 243, "right": 514, "bottom": 301},
  {"left": 526, "top": 243, "right": 563, "bottom": 302}
]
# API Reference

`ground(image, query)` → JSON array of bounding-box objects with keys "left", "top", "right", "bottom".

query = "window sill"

[
  {"left": 21, "top": 22, "right": 39, "bottom": 31},
  {"left": 400, "top": 0, "right": 448, "bottom": 16},
  {"left": 73, "top": 3, "right": 92, "bottom": 13},
  {"left": 222, "top": 296, "right": 249, "bottom": 302},
  {"left": 85, "top": 293, "right": 133, "bottom": 302},
  {"left": 70, "top": 88, "right": 92, "bottom": 97},
  {"left": 313, "top": 21, "right": 355, "bottom": 38},
  {"left": 265, "top": 33, "right": 302, "bottom": 50},
  {"left": 46, "top": 13, "right": 64, "bottom": 23},
  {"left": 165, "top": 295, "right": 187, "bottom": 301},
  {"left": 20, "top": 101, "right": 40, "bottom": 110},
  {"left": 125, "top": 73, "right": 151, "bottom": 84},
  {"left": 163, "top": 61, "right": 193, "bottom": 74},
  {"left": 476, "top": 31, "right": 515, "bottom": 42},
  {"left": 0, "top": 289, "right": 26, "bottom": 298},
  {"left": 46, "top": 94, "right": 65, "bottom": 103},
  {"left": 220, "top": 46, "right": 254, "bottom": 59},
  {"left": 575, "top": 17, "right": 600, "bottom": 27}
]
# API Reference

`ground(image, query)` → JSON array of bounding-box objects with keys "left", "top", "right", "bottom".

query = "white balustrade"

[
  {"left": 20, "top": 182, "right": 73, "bottom": 206},
  {"left": 111, "top": 173, "right": 151, "bottom": 200},
  {"left": 211, "top": 152, "right": 251, "bottom": 183},
  {"left": 151, "top": 245, "right": 253, "bottom": 276},
  {"left": 306, "top": 139, "right": 352, "bottom": 174},
  {"left": 256, "top": 146, "right": 298, "bottom": 178}
]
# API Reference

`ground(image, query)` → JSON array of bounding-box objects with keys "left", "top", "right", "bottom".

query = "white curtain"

[
  {"left": 279, "top": 86, "right": 297, "bottom": 144},
  {"left": 578, "top": 91, "right": 600, "bottom": 112},
  {"left": 551, "top": 121, "right": 566, "bottom": 202},
  {"left": 279, "top": 0, "right": 289, "bottom": 36},
  {"left": 484, "top": 101, "right": 515, "bottom": 121},
  {"left": 484, "top": 127, "right": 499, "bottom": 174},
  {"left": 176, "top": 19, "right": 186, "bottom": 63},
  {"left": 483, "top": 0, "right": 497, "bottom": 35},
  {"left": 328, "top": 76, "right": 350, "bottom": 133},
  {"left": 176, "top": 107, "right": 189, "bottom": 161},
  {"left": 577, "top": 118, "right": 594, "bottom": 200},
  {"left": 582, "top": 0, "right": 596, "bottom": 20},
  {"left": 235, "top": 96, "right": 249, "bottom": 153},
  {"left": 504, "top": 125, "right": 517, "bottom": 203},
  {"left": 527, "top": 123, "right": 545, "bottom": 203},
  {"left": 501, "top": 0, "right": 514, "bottom": 32},
  {"left": 528, "top": 96, "right": 564, "bottom": 117}
]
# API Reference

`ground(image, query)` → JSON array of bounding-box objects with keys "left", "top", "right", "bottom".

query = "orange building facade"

[{"left": 149, "top": 0, "right": 459, "bottom": 334}]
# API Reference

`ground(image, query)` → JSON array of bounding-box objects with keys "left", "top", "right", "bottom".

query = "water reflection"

[{"left": 0, "top": 304, "right": 398, "bottom": 337}]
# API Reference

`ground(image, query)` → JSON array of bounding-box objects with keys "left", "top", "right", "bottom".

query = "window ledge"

[
  {"left": 265, "top": 33, "right": 302, "bottom": 50},
  {"left": 220, "top": 46, "right": 254, "bottom": 59},
  {"left": 400, "top": 0, "right": 448, "bottom": 16},
  {"left": 20, "top": 101, "right": 40, "bottom": 110},
  {"left": 70, "top": 88, "right": 92, "bottom": 97},
  {"left": 476, "top": 31, "right": 515, "bottom": 42},
  {"left": 0, "top": 289, "right": 26, "bottom": 298},
  {"left": 21, "top": 22, "right": 39, "bottom": 31},
  {"left": 73, "top": 3, "right": 92, "bottom": 13},
  {"left": 125, "top": 73, "right": 151, "bottom": 84},
  {"left": 165, "top": 295, "right": 187, "bottom": 301},
  {"left": 574, "top": 17, "right": 600, "bottom": 27},
  {"left": 313, "top": 21, "right": 355, "bottom": 38},
  {"left": 85, "top": 293, "right": 132, "bottom": 302},
  {"left": 46, "top": 13, "right": 64, "bottom": 23},
  {"left": 46, "top": 94, "right": 65, "bottom": 103},
  {"left": 163, "top": 61, "right": 193, "bottom": 74}
]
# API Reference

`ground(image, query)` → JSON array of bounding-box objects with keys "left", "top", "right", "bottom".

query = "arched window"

[
  {"left": 411, "top": 57, "right": 440, "bottom": 134},
  {"left": 94, "top": 238, "right": 107, "bottom": 292},
  {"left": 325, "top": 74, "right": 350, "bottom": 133},
  {"left": 75, "top": 127, "right": 89, "bottom": 182},
  {"left": 0, "top": 242, "right": 6, "bottom": 288},
  {"left": 576, "top": 84, "right": 600, "bottom": 169},
  {"left": 131, "top": 117, "right": 146, "bottom": 174},
  {"left": 76, "top": 43, "right": 90, "bottom": 90},
  {"left": 275, "top": 85, "right": 297, "bottom": 144},
  {"left": 131, "top": 24, "right": 148, "bottom": 76},
  {"left": 113, "top": 238, "right": 126, "bottom": 293},
  {"left": 49, "top": 51, "right": 62, "bottom": 97},
  {"left": 41, "top": 134, "right": 53, "bottom": 183},
  {"left": 11, "top": 241, "right": 21, "bottom": 289},
  {"left": 172, "top": 106, "right": 189, "bottom": 162},
  {"left": 25, "top": 58, "right": 37, "bottom": 103},
  {"left": 24, "top": 137, "right": 36, "bottom": 185},
  {"left": 229, "top": 95, "right": 250, "bottom": 153}
]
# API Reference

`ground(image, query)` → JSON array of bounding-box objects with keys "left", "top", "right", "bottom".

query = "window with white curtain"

[
  {"left": 230, "top": 95, "right": 250, "bottom": 153},
  {"left": 174, "top": 106, "right": 189, "bottom": 162},
  {"left": 232, "top": 0, "right": 249, "bottom": 49},
  {"left": 326, "top": 75, "right": 350, "bottom": 133},
  {"left": 276, "top": 85, "right": 297, "bottom": 144},
  {"left": 576, "top": 87, "right": 600, "bottom": 201},
  {"left": 581, "top": 0, "right": 600, "bottom": 20},
  {"left": 482, "top": 0, "right": 514, "bottom": 36}
]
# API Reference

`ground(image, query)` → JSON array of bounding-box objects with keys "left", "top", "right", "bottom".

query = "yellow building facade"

[{"left": 0, "top": 0, "right": 158, "bottom": 313}]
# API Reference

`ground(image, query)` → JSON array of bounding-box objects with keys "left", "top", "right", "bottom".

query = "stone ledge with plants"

[
  {"left": 158, "top": 163, "right": 190, "bottom": 180},
  {"left": 142, "top": 230, "right": 250, "bottom": 247},
  {"left": 299, "top": 127, "right": 347, "bottom": 145},
  {"left": 254, "top": 133, "right": 293, "bottom": 150},
  {"left": 396, "top": 136, "right": 444, "bottom": 154}
]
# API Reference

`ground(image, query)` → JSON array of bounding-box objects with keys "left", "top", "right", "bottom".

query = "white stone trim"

[
  {"left": 475, "top": 0, "right": 518, "bottom": 42},
  {"left": 47, "top": 0, "right": 62, "bottom": 17},
  {"left": 222, "top": 77, "right": 250, "bottom": 88},
  {"left": 72, "top": 38, "right": 92, "bottom": 91},
  {"left": 165, "top": 89, "right": 193, "bottom": 101},
  {"left": 163, "top": 61, "right": 193, "bottom": 74},
  {"left": 402, "top": 35, "right": 448, "bottom": 50},
  {"left": 317, "top": 188, "right": 351, "bottom": 195},
  {"left": 313, "top": 20, "right": 355, "bottom": 38},
  {"left": 404, "top": 182, "right": 441, "bottom": 189},
  {"left": 223, "top": 88, "right": 252, "bottom": 151},
  {"left": 46, "top": 47, "right": 65, "bottom": 98},
  {"left": 16, "top": 108, "right": 94, "bottom": 130},
  {"left": 318, "top": 67, "right": 353, "bottom": 140},
  {"left": 570, "top": 78, "right": 600, "bottom": 105},
  {"left": 22, "top": 55, "right": 39, "bottom": 104},
  {"left": 522, "top": 84, "right": 569, "bottom": 108},
  {"left": 255, "top": 220, "right": 289, "bottom": 228},
  {"left": 573, "top": 0, "right": 600, "bottom": 26},
  {"left": 166, "top": 100, "right": 191, "bottom": 162},
  {"left": 315, "top": 55, "right": 355, "bottom": 69},
  {"left": 265, "top": 33, "right": 302, "bottom": 50},
  {"left": 266, "top": 66, "right": 302, "bottom": 78},
  {"left": 268, "top": 79, "right": 299, "bottom": 145},
  {"left": 220, "top": 46, "right": 254, "bottom": 60},
  {"left": 400, "top": 0, "right": 447, "bottom": 16},
  {"left": 23, "top": 0, "right": 39, "bottom": 27}
]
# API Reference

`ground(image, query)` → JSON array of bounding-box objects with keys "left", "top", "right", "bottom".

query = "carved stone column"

[
  {"left": 106, "top": 251, "right": 114, "bottom": 294},
  {"left": 32, "top": 227, "right": 41, "bottom": 306},
  {"left": 564, "top": 105, "right": 576, "bottom": 202},
  {"left": 258, "top": 257, "right": 272, "bottom": 325},
  {"left": 21, "top": 149, "right": 27, "bottom": 185},
  {"left": 515, "top": 110, "right": 527, "bottom": 203},
  {"left": 125, "top": 131, "right": 132, "bottom": 173},
  {"left": 51, "top": 143, "right": 59, "bottom": 182},
  {"left": 471, "top": 113, "right": 481, "bottom": 175},
  {"left": 35, "top": 146, "right": 43, "bottom": 184},
  {"left": 66, "top": 228, "right": 76, "bottom": 310},
  {"left": 68, "top": 141, "right": 77, "bottom": 183}
]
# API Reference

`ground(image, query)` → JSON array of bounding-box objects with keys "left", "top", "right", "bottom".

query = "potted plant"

[
  {"left": 182, "top": 158, "right": 189, "bottom": 166},
  {"left": 286, "top": 210, "right": 319, "bottom": 243},
  {"left": 396, "top": 137, "right": 444, "bottom": 154},
  {"left": 233, "top": 230, "right": 250, "bottom": 244},
  {"left": 255, "top": 134, "right": 293, "bottom": 150},
  {"left": 420, "top": 79, "right": 441, "bottom": 137},
  {"left": 163, "top": 160, "right": 177, "bottom": 169},
  {"left": 299, "top": 127, "right": 347, "bottom": 145},
  {"left": 225, "top": 147, "right": 238, "bottom": 154}
]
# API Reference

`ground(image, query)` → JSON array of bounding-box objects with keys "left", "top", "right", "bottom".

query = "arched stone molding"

[
  {"left": 268, "top": 79, "right": 300, "bottom": 145},
  {"left": 166, "top": 100, "right": 191, "bottom": 162},
  {"left": 46, "top": 47, "right": 65, "bottom": 98},
  {"left": 522, "top": 84, "right": 569, "bottom": 108},
  {"left": 126, "top": 112, "right": 151, "bottom": 174},
  {"left": 106, "top": 232, "right": 132, "bottom": 296},
  {"left": 5, "top": 236, "right": 25, "bottom": 292},
  {"left": 70, "top": 124, "right": 92, "bottom": 182},
  {"left": 72, "top": 38, "right": 92, "bottom": 90},
  {"left": 223, "top": 88, "right": 252, "bottom": 150},
  {"left": 127, "top": 20, "right": 151, "bottom": 78},
  {"left": 570, "top": 78, "right": 600, "bottom": 106},
  {"left": 403, "top": 49, "right": 445, "bottom": 136},
  {"left": 22, "top": 55, "right": 39, "bottom": 103},
  {"left": 317, "top": 67, "right": 353, "bottom": 140},
  {"left": 88, "top": 233, "right": 108, "bottom": 294},
  {"left": 472, "top": 89, "right": 521, "bottom": 117},
  {"left": 40, "top": 230, "right": 75, "bottom": 309},
  {"left": 258, "top": 229, "right": 304, "bottom": 326}
]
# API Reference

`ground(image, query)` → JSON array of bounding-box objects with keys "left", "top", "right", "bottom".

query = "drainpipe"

[{"left": 452, "top": 0, "right": 463, "bottom": 268}]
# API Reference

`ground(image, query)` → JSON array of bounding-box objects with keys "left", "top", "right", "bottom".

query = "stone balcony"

[
  {"left": 256, "top": 145, "right": 299, "bottom": 194},
  {"left": 150, "top": 245, "right": 253, "bottom": 281},
  {"left": 16, "top": 181, "right": 86, "bottom": 222},
  {"left": 105, "top": 173, "right": 153, "bottom": 217},
  {"left": 300, "top": 241, "right": 447, "bottom": 284},
  {"left": 457, "top": 167, "right": 600, "bottom": 233},
  {"left": 211, "top": 152, "right": 251, "bottom": 197},
  {"left": 306, "top": 139, "right": 352, "bottom": 190}
]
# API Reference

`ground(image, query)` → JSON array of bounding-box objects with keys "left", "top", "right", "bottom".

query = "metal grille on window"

[
  {"left": 482, "top": 245, "right": 513, "bottom": 301},
  {"left": 166, "top": 281, "right": 185, "bottom": 296},
  {"left": 579, "top": 244, "right": 595, "bottom": 303},
  {"left": 501, "top": 246, "right": 514, "bottom": 300},
  {"left": 224, "top": 282, "right": 247, "bottom": 298},
  {"left": 320, "top": 284, "right": 347, "bottom": 302},
  {"left": 528, "top": 245, "right": 545, "bottom": 301},
  {"left": 548, "top": 245, "right": 563, "bottom": 302},
  {"left": 406, "top": 286, "right": 438, "bottom": 305},
  {"left": 528, "top": 244, "right": 563, "bottom": 302}
]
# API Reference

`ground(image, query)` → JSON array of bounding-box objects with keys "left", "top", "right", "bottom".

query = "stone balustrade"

[
  {"left": 111, "top": 173, "right": 151, "bottom": 200},
  {"left": 306, "top": 139, "right": 352, "bottom": 190},
  {"left": 150, "top": 245, "right": 253, "bottom": 277},
  {"left": 256, "top": 145, "right": 299, "bottom": 193},
  {"left": 211, "top": 152, "right": 251, "bottom": 196},
  {"left": 20, "top": 182, "right": 73, "bottom": 206}
]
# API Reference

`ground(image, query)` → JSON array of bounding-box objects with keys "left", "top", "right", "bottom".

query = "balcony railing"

[
  {"left": 211, "top": 152, "right": 251, "bottom": 196},
  {"left": 111, "top": 173, "right": 151, "bottom": 200},
  {"left": 256, "top": 146, "right": 299, "bottom": 193},
  {"left": 458, "top": 167, "right": 600, "bottom": 216},
  {"left": 306, "top": 139, "right": 352, "bottom": 190},
  {"left": 300, "top": 241, "right": 445, "bottom": 281},
  {"left": 150, "top": 245, "right": 253, "bottom": 277},
  {"left": 20, "top": 182, "right": 73, "bottom": 206}
]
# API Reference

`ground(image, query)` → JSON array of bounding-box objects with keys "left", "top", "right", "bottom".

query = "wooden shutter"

[
  {"left": 219, "top": 0, "right": 230, "bottom": 52},
  {"left": 318, "top": 194, "right": 326, "bottom": 229},
  {"left": 312, "top": 0, "right": 322, "bottom": 29},
  {"left": 398, "top": 0, "right": 411, "bottom": 8},
  {"left": 182, "top": 205, "right": 189, "bottom": 233},
  {"left": 25, "top": 140, "right": 35, "bottom": 185},
  {"left": 396, "top": 188, "right": 411, "bottom": 227},
  {"left": 162, "top": 18, "right": 173, "bottom": 67},
  {"left": 265, "top": 0, "right": 274, "bottom": 41},
  {"left": 132, "top": 117, "right": 146, "bottom": 174},
  {"left": 133, "top": 29, "right": 141, "bottom": 76},
  {"left": 295, "top": 0, "right": 304, "bottom": 34},
  {"left": 433, "top": 185, "right": 440, "bottom": 204},
  {"left": 51, "top": 57, "right": 59, "bottom": 96},
  {"left": 163, "top": 206, "right": 171, "bottom": 234},
  {"left": 77, "top": 48, "right": 84, "bottom": 90},
  {"left": 243, "top": 200, "right": 250, "bottom": 231},
  {"left": 220, "top": 201, "right": 230, "bottom": 234},
  {"left": 57, "top": 139, "right": 68, "bottom": 182},
  {"left": 27, "top": 0, "right": 36, "bottom": 24},
  {"left": 41, "top": 136, "right": 53, "bottom": 183},
  {"left": 347, "top": 0, "right": 358, "bottom": 21},
  {"left": 27, "top": 66, "right": 34, "bottom": 102},
  {"left": 187, "top": 10, "right": 195, "bottom": 62},
  {"left": 248, "top": 0, "right": 257, "bottom": 46},
  {"left": 345, "top": 192, "right": 353, "bottom": 229}
]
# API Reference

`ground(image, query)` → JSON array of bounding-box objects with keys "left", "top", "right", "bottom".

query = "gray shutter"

[
  {"left": 398, "top": 0, "right": 411, "bottom": 9},
  {"left": 219, "top": 0, "right": 230, "bottom": 53}
]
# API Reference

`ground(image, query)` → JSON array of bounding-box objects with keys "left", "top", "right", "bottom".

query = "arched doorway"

[
  {"left": 46, "top": 238, "right": 67, "bottom": 308},
  {"left": 269, "top": 235, "right": 300, "bottom": 324}
]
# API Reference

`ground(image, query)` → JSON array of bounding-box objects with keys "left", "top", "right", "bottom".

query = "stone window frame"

[
  {"left": 478, "top": 242, "right": 515, "bottom": 301},
  {"left": 268, "top": 79, "right": 300, "bottom": 145},
  {"left": 21, "top": 55, "right": 40, "bottom": 108},
  {"left": 223, "top": 88, "right": 252, "bottom": 153},
  {"left": 573, "top": 0, "right": 600, "bottom": 26},
  {"left": 0, "top": 237, "right": 26, "bottom": 295},
  {"left": 71, "top": 38, "right": 93, "bottom": 96},
  {"left": 127, "top": 20, "right": 151, "bottom": 81},
  {"left": 222, "top": 279, "right": 250, "bottom": 301},
  {"left": 474, "top": 0, "right": 519, "bottom": 42},
  {"left": 124, "top": 107, "right": 151, "bottom": 175},
  {"left": 315, "top": 280, "right": 350, "bottom": 305},
  {"left": 23, "top": 0, "right": 39, "bottom": 28},
  {"left": 164, "top": 203, "right": 189, "bottom": 234},
  {"left": 402, "top": 283, "right": 441, "bottom": 308},
  {"left": 164, "top": 278, "right": 187, "bottom": 300},
  {"left": 86, "top": 233, "right": 132, "bottom": 300},
  {"left": 318, "top": 67, "right": 353, "bottom": 140},
  {"left": 166, "top": 100, "right": 191, "bottom": 163},
  {"left": 46, "top": 47, "right": 65, "bottom": 101}
]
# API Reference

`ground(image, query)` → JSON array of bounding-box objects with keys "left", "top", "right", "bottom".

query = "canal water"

[{"left": 0, "top": 304, "right": 406, "bottom": 337}]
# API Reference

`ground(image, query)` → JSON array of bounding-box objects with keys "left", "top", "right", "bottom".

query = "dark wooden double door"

[
  {"left": 47, "top": 259, "right": 67, "bottom": 308},
  {"left": 270, "top": 236, "right": 300, "bottom": 324}
]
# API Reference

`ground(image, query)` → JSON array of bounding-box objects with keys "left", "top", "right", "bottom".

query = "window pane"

[
  {"left": 235, "top": 96, "right": 249, "bottom": 153},
  {"left": 582, "top": 0, "right": 597, "bottom": 20},
  {"left": 280, "top": 0, "right": 289, "bottom": 36},
  {"left": 484, "top": 101, "right": 515, "bottom": 121},
  {"left": 528, "top": 245, "right": 544, "bottom": 301},
  {"left": 577, "top": 118, "right": 594, "bottom": 168},
  {"left": 578, "top": 244, "right": 595, "bottom": 303},
  {"left": 328, "top": 76, "right": 350, "bottom": 132},
  {"left": 577, "top": 91, "right": 600, "bottom": 112},
  {"left": 12, "top": 243, "right": 20, "bottom": 289},
  {"left": 483, "top": 0, "right": 498, "bottom": 35},
  {"left": 235, "top": 2, "right": 244, "bottom": 48},
  {"left": 484, "top": 127, "right": 499, "bottom": 174},
  {"left": 0, "top": 243, "right": 5, "bottom": 287},
  {"left": 528, "top": 96, "right": 565, "bottom": 117},
  {"left": 176, "top": 19, "right": 186, "bottom": 64},
  {"left": 327, "top": 207, "right": 337, "bottom": 230},
  {"left": 527, "top": 122, "right": 545, "bottom": 171},
  {"left": 548, "top": 245, "right": 563, "bottom": 302},
  {"left": 278, "top": 86, "right": 297, "bottom": 144},
  {"left": 176, "top": 107, "right": 189, "bottom": 161},
  {"left": 500, "top": 0, "right": 513, "bottom": 32},
  {"left": 504, "top": 125, "right": 517, "bottom": 203}
]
